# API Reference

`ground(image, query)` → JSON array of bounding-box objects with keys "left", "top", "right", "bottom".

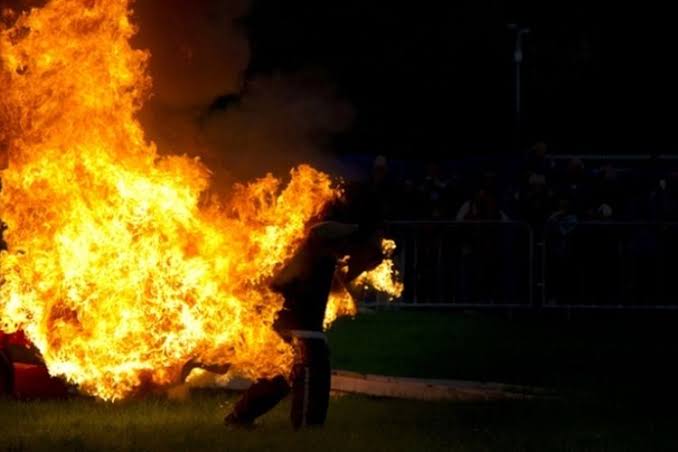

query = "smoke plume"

[
  {"left": 0, "top": 0, "right": 354, "bottom": 181},
  {"left": 131, "top": 0, "right": 354, "bottom": 187}
]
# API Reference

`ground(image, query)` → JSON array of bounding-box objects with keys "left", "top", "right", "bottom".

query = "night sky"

[{"left": 244, "top": 1, "right": 678, "bottom": 157}]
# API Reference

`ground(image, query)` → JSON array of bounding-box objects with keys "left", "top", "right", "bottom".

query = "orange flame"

[
  {"left": 0, "top": 0, "right": 343, "bottom": 400},
  {"left": 324, "top": 239, "right": 403, "bottom": 329},
  {"left": 324, "top": 288, "right": 356, "bottom": 330},
  {"left": 352, "top": 239, "right": 404, "bottom": 298},
  {"left": 0, "top": 0, "right": 402, "bottom": 400}
]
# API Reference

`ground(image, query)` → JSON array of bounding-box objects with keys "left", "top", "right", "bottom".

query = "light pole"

[{"left": 508, "top": 24, "right": 530, "bottom": 149}]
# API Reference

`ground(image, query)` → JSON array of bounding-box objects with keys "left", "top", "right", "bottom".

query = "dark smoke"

[
  {"left": 0, "top": 0, "right": 355, "bottom": 183},
  {"left": 198, "top": 70, "right": 354, "bottom": 182},
  {"left": 132, "top": 0, "right": 250, "bottom": 110},
  {"left": 132, "top": 0, "right": 355, "bottom": 188}
]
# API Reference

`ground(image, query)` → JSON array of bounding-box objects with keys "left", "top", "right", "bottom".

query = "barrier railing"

[
  {"left": 541, "top": 221, "right": 678, "bottom": 309},
  {"left": 378, "top": 221, "right": 534, "bottom": 307},
  {"left": 372, "top": 220, "right": 678, "bottom": 311}
]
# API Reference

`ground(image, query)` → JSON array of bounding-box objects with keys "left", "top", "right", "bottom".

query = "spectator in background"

[
  {"left": 554, "top": 158, "right": 591, "bottom": 217},
  {"left": 545, "top": 198, "right": 580, "bottom": 304},
  {"left": 590, "top": 164, "right": 621, "bottom": 220},
  {"left": 648, "top": 174, "right": 678, "bottom": 221},
  {"left": 359, "top": 155, "right": 397, "bottom": 220},
  {"left": 520, "top": 171, "right": 553, "bottom": 226},
  {"left": 517, "top": 141, "right": 555, "bottom": 226},
  {"left": 620, "top": 172, "right": 672, "bottom": 306},
  {"left": 581, "top": 164, "right": 624, "bottom": 303},
  {"left": 525, "top": 141, "right": 550, "bottom": 178},
  {"left": 455, "top": 179, "right": 509, "bottom": 304},
  {"left": 418, "top": 161, "right": 451, "bottom": 219},
  {"left": 372, "top": 155, "right": 387, "bottom": 182},
  {"left": 395, "top": 178, "right": 419, "bottom": 220},
  {"left": 456, "top": 188, "right": 509, "bottom": 222},
  {"left": 410, "top": 161, "right": 452, "bottom": 302}
]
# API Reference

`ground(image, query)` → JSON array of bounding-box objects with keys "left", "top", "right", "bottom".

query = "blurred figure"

[
  {"left": 590, "top": 164, "right": 621, "bottom": 220},
  {"left": 456, "top": 188, "right": 509, "bottom": 222},
  {"left": 396, "top": 179, "right": 418, "bottom": 220},
  {"left": 545, "top": 198, "right": 580, "bottom": 304},
  {"left": 418, "top": 161, "right": 451, "bottom": 219},
  {"left": 411, "top": 161, "right": 452, "bottom": 302},
  {"left": 455, "top": 183, "right": 509, "bottom": 304},
  {"left": 520, "top": 171, "right": 553, "bottom": 226},
  {"left": 648, "top": 175, "right": 678, "bottom": 221},
  {"left": 372, "top": 155, "right": 388, "bottom": 184},
  {"left": 554, "top": 158, "right": 591, "bottom": 217},
  {"left": 366, "top": 155, "right": 397, "bottom": 220},
  {"left": 516, "top": 141, "right": 555, "bottom": 226},
  {"left": 525, "top": 141, "right": 549, "bottom": 178}
]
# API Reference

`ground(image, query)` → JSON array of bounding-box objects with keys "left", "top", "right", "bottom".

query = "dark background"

[{"left": 244, "top": 1, "right": 678, "bottom": 157}]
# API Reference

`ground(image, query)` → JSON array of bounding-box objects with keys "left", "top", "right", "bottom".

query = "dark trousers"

[{"left": 233, "top": 337, "right": 331, "bottom": 429}]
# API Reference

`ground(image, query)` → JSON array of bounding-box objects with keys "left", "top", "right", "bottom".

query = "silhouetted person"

[
  {"left": 224, "top": 184, "right": 385, "bottom": 430},
  {"left": 418, "top": 161, "right": 451, "bottom": 219},
  {"left": 456, "top": 189, "right": 508, "bottom": 222},
  {"left": 545, "top": 198, "right": 580, "bottom": 304},
  {"left": 554, "top": 158, "right": 591, "bottom": 217},
  {"left": 454, "top": 189, "right": 508, "bottom": 303}
]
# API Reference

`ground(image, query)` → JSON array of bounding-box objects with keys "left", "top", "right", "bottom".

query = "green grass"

[
  {"left": 328, "top": 310, "right": 678, "bottom": 401},
  {"left": 1, "top": 393, "right": 676, "bottom": 452},
  {"left": 2, "top": 311, "right": 678, "bottom": 451}
]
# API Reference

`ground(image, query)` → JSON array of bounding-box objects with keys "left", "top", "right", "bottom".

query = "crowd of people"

[
  {"left": 348, "top": 144, "right": 678, "bottom": 306},
  {"left": 356, "top": 142, "right": 678, "bottom": 226}
]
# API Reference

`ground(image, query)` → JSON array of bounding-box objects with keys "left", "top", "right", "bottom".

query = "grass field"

[
  {"left": 2, "top": 392, "right": 676, "bottom": 452},
  {"left": 328, "top": 310, "right": 678, "bottom": 401},
  {"left": 2, "top": 310, "right": 678, "bottom": 451}
]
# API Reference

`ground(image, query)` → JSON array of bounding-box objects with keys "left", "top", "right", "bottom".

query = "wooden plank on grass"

[
  {"left": 330, "top": 370, "right": 549, "bottom": 401},
  {"left": 211, "top": 370, "right": 551, "bottom": 401}
]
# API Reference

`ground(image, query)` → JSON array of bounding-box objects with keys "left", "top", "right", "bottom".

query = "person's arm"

[
  {"left": 456, "top": 201, "right": 470, "bottom": 221},
  {"left": 343, "top": 233, "right": 385, "bottom": 283},
  {"left": 330, "top": 271, "right": 362, "bottom": 303}
]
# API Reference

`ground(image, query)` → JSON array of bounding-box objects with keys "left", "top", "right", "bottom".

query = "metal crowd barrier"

[
  {"left": 376, "top": 221, "right": 535, "bottom": 308},
  {"left": 370, "top": 220, "right": 678, "bottom": 311},
  {"left": 541, "top": 221, "right": 678, "bottom": 309}
]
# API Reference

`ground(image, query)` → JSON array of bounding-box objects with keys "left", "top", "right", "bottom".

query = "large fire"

[
  {"left": 0, "top": 0, "right": 401, "bottom": 400},
  {"left": 324, "top": 239, "right": 404, "bottom": 329}
]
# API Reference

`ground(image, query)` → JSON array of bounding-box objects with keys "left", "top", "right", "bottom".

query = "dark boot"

[
  {"left": 223, "top": 411, "right": 256, "bottom": 430},
  {"left": 225, "top": 375, "right": 290, "bottom": 428}
]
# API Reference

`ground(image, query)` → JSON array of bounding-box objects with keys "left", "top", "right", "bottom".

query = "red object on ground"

[
  {"left": 1, "top": 330, "right": 70, "bottom": 398},
  {"left": 5, "top": 329, "right": 29, "bottom": 346},
  {"left": 11, "top": 363, "right": 70, "bottom": 399}
]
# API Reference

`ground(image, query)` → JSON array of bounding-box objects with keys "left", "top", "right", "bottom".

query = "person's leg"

[
  {"left": 289, "top": 338, "right": 331, "bottom": 429},
  {"left": 226, "top": 375, "right": 290, "bottom": 426}
]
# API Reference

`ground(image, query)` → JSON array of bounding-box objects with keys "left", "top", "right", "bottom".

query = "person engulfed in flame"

[{"left": 223, "top": 193, "right": 386, "bottom": 430}]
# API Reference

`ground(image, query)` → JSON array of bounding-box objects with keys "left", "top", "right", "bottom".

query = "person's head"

[
  {"left": 481, "top": 170, "right": 497, "bottom": 192},
  {"left": 532, "top": 141, "right": 547, "bottom": 159},
  {"left": 566, "top": 158, "right": 584, "bottom": 179},
  {"left": 528, "top": 172, "right": 547, "bottom": 192},
  {"left": 601, "top": 164, "right": 616, "bottom": 182},
  {"left": 557, "top": 198, "right": 571, "bottom": 214},
  {"left": 372, "top": 155, "right": 387, "bottom": 182},
  {"left": 426, "top": 161, "right": 441, "bottom": 179},
  {"left": 472, "top": 189, "right": 498, "bottom": 219}
]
